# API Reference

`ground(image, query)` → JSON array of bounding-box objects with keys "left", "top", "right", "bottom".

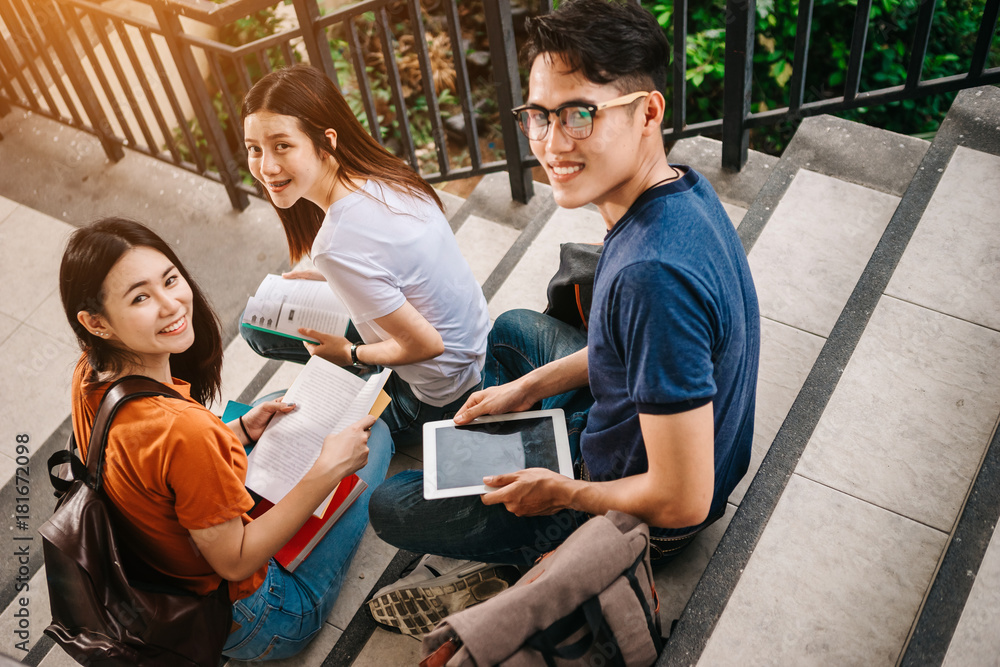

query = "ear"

[
  {"left": 77, "top": 311, "right": 113, "bottom": 340},
  {"left": 641, "top": 91, "right": 667, "bottom": 136},
  {"left": 324, "top": 128, "right": 338, "bottom": 153}
]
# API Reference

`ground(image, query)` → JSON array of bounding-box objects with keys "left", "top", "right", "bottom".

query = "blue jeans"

[
  {"left": 240, "top": 323, "right": 480, "bottom": 450},
  {"left": 222, "top": 420, "right": 394, "bottom": 661},
  {"left": 369, "top": 310, "right": 595, "bottom": 566}
]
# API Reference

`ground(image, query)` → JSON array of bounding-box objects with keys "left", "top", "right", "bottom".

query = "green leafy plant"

[{"left": 644, "top": 0, "right": 1000, "bottom": 154}]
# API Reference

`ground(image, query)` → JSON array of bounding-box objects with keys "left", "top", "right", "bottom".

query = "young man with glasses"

[{"left": 366, "top": 0, "right": 759, "bottom": 635}]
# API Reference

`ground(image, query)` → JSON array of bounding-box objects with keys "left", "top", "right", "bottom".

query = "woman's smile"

[
  {"left": 244, "top": 111, "right": 339, "bottom": 209},
  {"left": 159, "top": 315, "right": 188, "bottom": 335},
  {"left": 96, "top": 246, "right": 196, "bottom": 377}
]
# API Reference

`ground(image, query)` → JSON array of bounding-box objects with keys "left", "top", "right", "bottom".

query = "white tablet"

[{"left": 423, "top": 409, "right": 573, "bottom": 500}]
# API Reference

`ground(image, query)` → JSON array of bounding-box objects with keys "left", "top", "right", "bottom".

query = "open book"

[
  {"left": 245, "top": 355, "right": 392, "bottom": 518},
  {"left": 241, "top": 274, "right": 350, "bottom": 344}
]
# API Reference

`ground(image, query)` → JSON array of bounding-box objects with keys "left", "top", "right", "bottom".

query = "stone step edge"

[
  {"left": 896, "top": 85, "right": 1000, "bottom": 666},
  {"left": 899, "top": 419, "right": 1000, "bottom": 665},
  {"left": 657, "top": 104, "right": 978, "bottom": 665}
]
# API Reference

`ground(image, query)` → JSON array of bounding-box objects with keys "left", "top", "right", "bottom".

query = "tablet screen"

[
  {"left": 423, "top": 409, "right": 572, "bottom": 499},
  {"left": 434, "top": 417, "right": 561, "bottom": 490}
]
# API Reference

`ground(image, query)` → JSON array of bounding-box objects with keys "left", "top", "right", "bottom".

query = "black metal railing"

[
  {"left": 0, "top": 0, "right": 532, "bottom": 208},
  {"left": 713, "top": 0, "right": 1000, "bottom": 168},
  {"left": 0, "top": 0, "right": 997, "bottom": 210}
]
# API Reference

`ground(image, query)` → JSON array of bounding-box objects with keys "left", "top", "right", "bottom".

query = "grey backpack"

[{"left": 421, "top": 511, "right": 662, "bottom": 666}]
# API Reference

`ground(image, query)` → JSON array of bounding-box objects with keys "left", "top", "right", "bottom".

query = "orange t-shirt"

[{"left": 71, "top": 358, "right": 267, "bottom": 601}]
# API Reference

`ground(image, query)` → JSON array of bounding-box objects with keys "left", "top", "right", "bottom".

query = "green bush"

[{"left": 644, "top": 0, "right": 1000, "bottom": 153}]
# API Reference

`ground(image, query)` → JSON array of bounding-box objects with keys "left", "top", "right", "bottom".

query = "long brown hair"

[
  {"left": 242, "top": 64, "right": 444, "bottom": 263},
  {"left": 59, "top": 218, "right": 223, "bottom": 405}
]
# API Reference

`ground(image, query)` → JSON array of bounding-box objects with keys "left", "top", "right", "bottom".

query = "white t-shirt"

[{"left": 311, "top": 180, "right": 489, "bottom": 406}]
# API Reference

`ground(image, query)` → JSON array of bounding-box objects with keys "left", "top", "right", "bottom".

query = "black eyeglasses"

[{"left": 511, "top": 92, "right": 650, "bottom": 141}]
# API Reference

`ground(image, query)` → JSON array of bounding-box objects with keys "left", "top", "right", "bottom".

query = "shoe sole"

[{"left": 368, "top": 563, "right": 520, "bottom": 636}]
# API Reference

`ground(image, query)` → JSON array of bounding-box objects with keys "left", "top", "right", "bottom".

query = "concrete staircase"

[
  {"left": 665, "top": 85, "right": 1000, "bottom": 665},
  {"left": 0, "top": 84, "right": 997, "bottom": 666}
]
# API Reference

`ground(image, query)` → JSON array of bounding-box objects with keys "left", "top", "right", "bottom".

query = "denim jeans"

[
  {"left": 369, "top": 309, "right": 595, "bottom": 566},
  {"left": 222, "top": 420, "right": 394, "bottom": 661},
  {"left": 240, "top": 323, "right": 480, "bottom": 450}
]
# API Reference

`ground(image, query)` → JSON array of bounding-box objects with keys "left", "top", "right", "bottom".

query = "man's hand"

[
  {"left": 300, "top": 328, "right": 352, "bottom": 366},
  {"left": 453, "top": 380, "right": 536, "bottom": 424},
  {"left": 480, "top": 468, "right": 574, "bottom": 516},
  {"left": 455, "top": 348, "right": 590, "bottom": 425}
]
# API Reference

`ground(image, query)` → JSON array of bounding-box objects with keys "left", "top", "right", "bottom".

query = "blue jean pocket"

[
  {"left": 228, "top": 626, "right": 321, "bottom": 662},
  {"left": 224, "top": 600, "right": 274, "bottom": 660}
]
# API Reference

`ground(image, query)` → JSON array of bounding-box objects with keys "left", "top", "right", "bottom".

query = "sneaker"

[{"left": 367, "top": 555, "right": 520, "bottom": 636}]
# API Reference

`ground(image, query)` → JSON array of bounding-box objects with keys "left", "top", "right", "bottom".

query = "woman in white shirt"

[{"left": 240, "top": 65, "right": 489, "bottom": 449}]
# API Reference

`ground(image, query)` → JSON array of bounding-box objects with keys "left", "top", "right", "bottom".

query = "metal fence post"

[
  {"left": 154, "top": 6, "right": 249, "bottom": 211},
  {"left": 290, "top": 0, "right": 335, "bottom": 76},
  {"left": 483, "top": 0, "right": 533, "bottom": 204},
  {"left": 39, "top": 0, "right": 125, "bottom": 162},
  {"left": 722, "top": 0, "right": 754, "bottom": 171}
]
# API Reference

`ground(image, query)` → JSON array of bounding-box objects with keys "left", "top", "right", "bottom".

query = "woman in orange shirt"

[{"left": 60, "top": 217, "right": 393, "bottom": 661}]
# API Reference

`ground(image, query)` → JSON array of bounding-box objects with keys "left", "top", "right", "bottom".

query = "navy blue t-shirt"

[{"left": 581, "top": 167, "right": 760, "bottom": 536}]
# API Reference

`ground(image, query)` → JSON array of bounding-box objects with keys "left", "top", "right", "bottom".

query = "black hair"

[
  {"left": 522, "top": 0, "right": 669, "bottom": 95},
  {"left": 59, "top": 217, "right": 223, "bottom": 405}
]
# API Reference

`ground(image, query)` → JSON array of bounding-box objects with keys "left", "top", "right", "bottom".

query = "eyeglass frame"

[{"left": 511, "top": 91, "right": 651, "bottom": 141}]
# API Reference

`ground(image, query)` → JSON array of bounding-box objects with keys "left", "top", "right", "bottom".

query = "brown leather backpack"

[{"left": 40, "top": 376, "right": 231, "bottom": 666}]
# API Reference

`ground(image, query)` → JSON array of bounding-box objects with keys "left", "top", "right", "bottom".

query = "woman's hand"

[
  {"left": 194, "top": 414, "right": 377, "bottom": 582},
  {"left": 282, "top": 268, "right": 325, "bottom": 281},
  {"left": 314, "top": 415, "right": 376, "bottom": 478},
  {"left": 232, "top": 399, "right": 295, "bottom": 443},
  {"left": 299, "top": 328, "right": 352, "bottom": 366}
]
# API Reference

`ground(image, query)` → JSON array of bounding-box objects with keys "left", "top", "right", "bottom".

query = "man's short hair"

[{"left": 522, "top": 0, "right": 669, "bottom": 95}]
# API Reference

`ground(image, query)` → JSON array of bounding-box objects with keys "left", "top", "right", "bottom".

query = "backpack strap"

[
  {"left": 623, "top": 548, "right": 663, "bottom": 654},
  {"left": 85, "top": 375, "right": 185, "bottom": 493},
  {"left": 525, "top": 596, "right": 626, "bottom": 667},
  {"left": 46, "top": 440, "right": 87, "bottom": 497}
]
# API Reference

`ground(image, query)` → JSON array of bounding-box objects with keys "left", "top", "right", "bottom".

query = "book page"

[
  {"left": 245, "top": 357, "right": 387, "bottom": 516},
  {"left": 241, "top": 275, "right": 350, "bottom": 338},
  {"left": 243, "top": 300, "right": 350, "bottom": 342},
  {"left": 334, "top": 368, "right": 392, "bottom": 432},
  {"left": 242, "top": 296, "right": 284, "bottom": 332},
  {"left": 255, "top": 274, "right": 347, "bottom": 314}
]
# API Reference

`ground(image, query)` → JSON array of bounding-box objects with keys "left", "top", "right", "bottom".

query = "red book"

[{"left": 250, "top": 474, "right": 367, "bottom": 571}]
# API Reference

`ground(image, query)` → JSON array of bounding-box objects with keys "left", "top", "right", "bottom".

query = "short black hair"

[{"left": 522, "top": 0, "right": 669, "bottom": 95}]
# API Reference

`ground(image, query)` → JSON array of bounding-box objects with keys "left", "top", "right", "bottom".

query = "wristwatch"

[{"left": 350, "top": 343, "right": 363, "bottom": 368}]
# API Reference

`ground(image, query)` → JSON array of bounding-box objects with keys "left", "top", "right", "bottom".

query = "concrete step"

[
  {"left": 939, "top": 520, "right": 1000, "bottom": 665},
  {"left": 666, "top": 86, "right": 1000, "bottom": 666},
  {"left": 896, "top": 85, "right": 1000, "bottom": 667}
]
